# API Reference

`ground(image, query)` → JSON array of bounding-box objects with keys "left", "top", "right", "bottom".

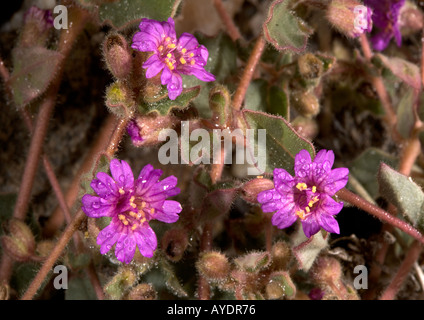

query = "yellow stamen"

[
  {"left": 190, "top": 59, "right": 195, "bottom": 65},
  {"left": 167, "top": 43, "right": 176, "bottom": 49},
  {"left": 119, "top": 188, "right": 125, "bottom": 195},
  {"left": 165, "top": 37, "right": 171, "bottom": 42},
  {"left": 158, "top": 45, "right": 164, "bottom": 51},
  {"left": 129, "top": 196, "right": 137, "bottom": 208},
  {"left": 181, "top": 48, "right": 187, "bottom": 54},
  {"left": 150, "top": 208, "right": 155, "bottom": 214},
  {"left": 118, "top": 214, "right": 126, "bottom": 221},
  {"left": 167, "top": 53, "right": 172, "bottom": 58},
  {"left": 296, "top": 183, "right": 308, "bottom": 191},
  {"left": 189, "top": 53, "right": 194, "bottom": 57},
  {"left": 308, "top": 196, "right": 319, "bottom": 208},
  {"left": 312, "top": 186, "right": 317, "bottom": 193},
  {"left": 141, "top": 201, "right": 146, "bottom": 208},
  {"left": 122, "top": 220, "right": 129, "bottom": 226},
  {"left": 131, "top": 224, "right": 138, "bottom": 231},
  {"left": 305, "top": 207, "right": 310, "bottom": 213},
  {"left": 296, "top": 210, "right": 306, "bottom": 220},
  {"left": 179, "top": 57, "right": 187, "bottom": 64}
]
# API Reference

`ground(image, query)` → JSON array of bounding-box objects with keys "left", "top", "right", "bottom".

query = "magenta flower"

[
  {"left": 364, "top": 0, "right": 405, "bottom": 51},
  {"left": 131, "top": 17, "right": 215, "bottom": 100},
  {"left": 257, "top": 149, "right": 349, "bottom": 238},
  {"left": 81, "top": 159, "right": 182, "bottom": 264}
]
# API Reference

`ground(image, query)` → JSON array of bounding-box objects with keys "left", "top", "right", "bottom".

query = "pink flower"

[
  {"left": 131, "top": 17, "right": 215, "bottom": 100},
  {"left": 257, "top": 149, "right": 349, "bottom": 238},
  {"left": 81, "top": 159, "right": 182, "bottom": 264}
]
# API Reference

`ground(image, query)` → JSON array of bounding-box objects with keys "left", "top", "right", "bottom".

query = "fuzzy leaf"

[
  {"left": 66, "top": 274, "right": 98, "bottom": 300},
  {"left": 234, "top": 251, "right": 271, "bottom": 273},
  {"left": 98, "top": 0, "right": 181, "bottom": 30},
  {"left": 245, "top": 79, "right": 268, "bottom": 112},
  {"left": 267, "top": 83, "right": 289, "bottom": 118},
  {"left": 242, "top": 110, "right": 315, "bottom": 175},
  {"left": 139, "top": 86, "right": 200, "bottom": 116},
  {"left": 9, "top": 46, "right": 63, "bottom": 107},
  {"left": 263, "top": 0, "right": 313, "bottom": 53},
  {"left": 373, "top": 54, "right": 421, "bottom": 91},
  {"left": 292, "top": 228, "right": 328, "bottom": 272},
  {"left": 378, "top": 163, "right": 424, "bottom": 231},
  {"left": 159, "top": 259, "right": 188, "bottom": 298},
  {"left": 348, "top": 148, "right": 398, "bottom": 199}
]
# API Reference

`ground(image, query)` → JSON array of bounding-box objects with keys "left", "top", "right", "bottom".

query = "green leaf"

[
  {"left": 291, "top": 228, "right": 328, "bottom": 272},
  {"left": 66, "top": 274, "right": 98, "bottom": 300},
  {"left": 98, "top": 0, "right": 181, "bottom": 30},
  {"left": 139, "top": 86, "right": 201, "bottom": 116},
  {"left": 245, "top": 79, "right": 268, "bottom": 112},
  {"left": 396, "top": 85, "right": 417, "bottom": 139},
  {"left": 378, "top": 163, "right": 424, "bottom": 231},
  {"left": 242, "top": 110, "right": 315, "bottom": 175},
  {"left": 9, "top": 46, "right": 63, "bottom": 107},
  {"left": 373, "top": 54, "right": 421, "bottom": 91},
  {"left": 267, "top": 83, "right": 289, "bottom": 118},
  {"left": 263, "top": 0, "right": 313, "bottom": 53},
  {"left": 234, "top": 251, "right": 271, "bottom": 273},
  {"left": 348, "top": 148, "right": 398, "bottom": 199}
]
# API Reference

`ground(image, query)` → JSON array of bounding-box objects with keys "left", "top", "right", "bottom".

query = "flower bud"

[
  {"left": 19, "top": 6, "right": 53, "bottom": 47},
  {"left": 326, "top": 0, "right": 372, "bottom": 38},
  {"left": 1, "top": 219, "right": 35, "bottom": 262},
  {"left": 0, "top": 282, "right": 9, "bottom": 300},
  {"left": 399, "top": 1, "right": 423, "bottom": 36},
  {"left": 241, "top": 177, "right": 274, "bottom": 203},
  {"left": 161, "top": 228, "right": 189, "bottom": 262},
  {"left": 196, "top": 251, "right": 230, "bottom": 281},
  {"left": 310, "top": 256, "right": 342, "bottom": 285},
  {"left": 270, "top": 241, "right": 292, "bottom": 271},
  {"left": 297, "top": 53, "right": 324, "bottom": 80},
  {"left": 104, "top": 267, "right": 137, "bottom": 300},
  {"left": 291, "top": 116, "right": 319, "bottom": 140},
  {"left": 127, "top": 114, "right": 177, "bottom": 147},
  {"left": 35, "top": 240, "right": 56, "bottom": 259},
  {"left": 291, "top": 90, "right": 320, "bottom": 118},
  {"left": 125, "top": 283, "right": 157, "bottom": 300},
  {"left": 266, "top": 271, "right": 296, "bottom": 300},
  {"left": 209, "top": 85, "right": 232, "bottom": 128},
  {"left": 103, "top": 33, "right": 132, "bottom": 80}
]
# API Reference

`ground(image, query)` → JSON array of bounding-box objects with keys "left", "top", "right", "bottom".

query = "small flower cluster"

[{"left": 131, "top": 17, "right": 215, "bottom": 100}]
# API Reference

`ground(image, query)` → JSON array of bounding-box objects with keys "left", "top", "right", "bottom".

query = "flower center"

[
  {"left": 118, "top": 191, "right": 155, "bottom": 231},
  {"left": 294, "top": 182, "right": 319, "bottom": 220},
  {"left": 158, "top": 36, "right": 198, "bottom": 71}
]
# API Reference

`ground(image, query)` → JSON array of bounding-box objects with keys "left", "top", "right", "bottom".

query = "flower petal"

[
  {"left": 114, "top": 233, "right": 137, "bottom": 264},
  {"left": 90, "top": 172, "right": 119, "bottom": 199},
  {"left": 319, "top": 214, "right": 340, "bottom": 235},
  {"left": 134, "top": 224, "right": 157, "bottom": 258},
  {"left": 322, "top": 167, "right": 349, "bottom": 195},
  {"left": 177, "top": 33, "right": 200, "bottom": 50},
  {"left": 143, "top": 54, "right": 165, "bottom": 78},
  {"left": 153, "top": 200, "right": 182, "bottom": 223},
  {"left": 301, "top": 216, "right": 321, "bottom": 238},
  {"left": 166, "top": 72, "right": 183, "bottom": 100},
  {"left": 81, "top": 194, "right": 116, "bottom": 218},
  {"left": 110, "top": 159, "right": 134, "bottom": 190},
  {"left": 294, "top": 149, "right": 312, "bottom": 178},
  {"left": 271, "top": 206, "right": 297, "bottom": 229},
  {"left": 97, "top": 223, "right": 120, "bottom": 255},
  {"left": 319, "top": 194, "right": 344, "bottom": 216},
  {"left": 313, "top": 149, "right": 334, "bottom": 172}
]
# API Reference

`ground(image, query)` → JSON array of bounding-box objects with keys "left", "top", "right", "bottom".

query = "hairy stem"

[
  {"left": 213, "top": 0, "right": 242, "bottom": 42},
  {"left": 231, "top": 36, "right": 266, "bottom": 111},
  {"left": 379, "top": 240, "right": 422, "bottom": 300},
  {"left": 336, "top": 188, "right": 424, "bottom": 245}
]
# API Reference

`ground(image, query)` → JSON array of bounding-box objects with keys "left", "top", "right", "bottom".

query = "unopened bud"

[
  {"left": 105, "top": 267, "right": 137, "bottom": 300},
  {"left": 266, "top": 271, "right": 296, "bottom": 300},
  {"left": 19, "top": 6, "right": 53, "bottom": 47},
  {"left": 310, "top": 256, "right": 342, "bottom": 285},
  {"left": 399, "top": 1, "right": 423, "bottom": 36},
  {"left": 125, "top": 283, "right": 157, "bottom": 300},
  {"left": 327, "top": 0, "right": 372, "bottom": 38},
  {"left": 105, "top": 81, "right": 135, "bottom": 118},
  {"left": 291, "top": 116, "right": 319, "bottom": 140},
  {"left": 161, "top": 228, "right": 189, "bottom": 262},
  {"left": 209, "top": 85, "right": 232, "bottom": 128},
  {"left": 291, "top": 90, "right": 320, "bottom": 117},
  {"left": 127, "top": 114, "right": 176, "bottom": 147},
  {"left": 270, "top": 241, "right": 292, "bottom": 271},
  {"left": 1, "top": 219, "right": 35, "bottom": 262},
  {"left": 103, "top": 33, "right": 132, "bottom": 80},
  {"left": 241, "top": 177, "right": 274, "bottom": 203},
  {"left": 196, "top": 251, "right": 230, "bottom": 281},
  {"left": 297, "top": 53, "right": 324, "bottom": 80}
]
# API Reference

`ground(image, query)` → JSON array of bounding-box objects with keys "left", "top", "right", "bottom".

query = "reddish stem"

[
  {"left": 379, "top": 240, "right": 422, "bottom": 300},
  {"left": 213, "top": 0, "right": 242, "bottom": 42},
  {"left": 231, "top": 36, "right": 266, "bottom": 111}
]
